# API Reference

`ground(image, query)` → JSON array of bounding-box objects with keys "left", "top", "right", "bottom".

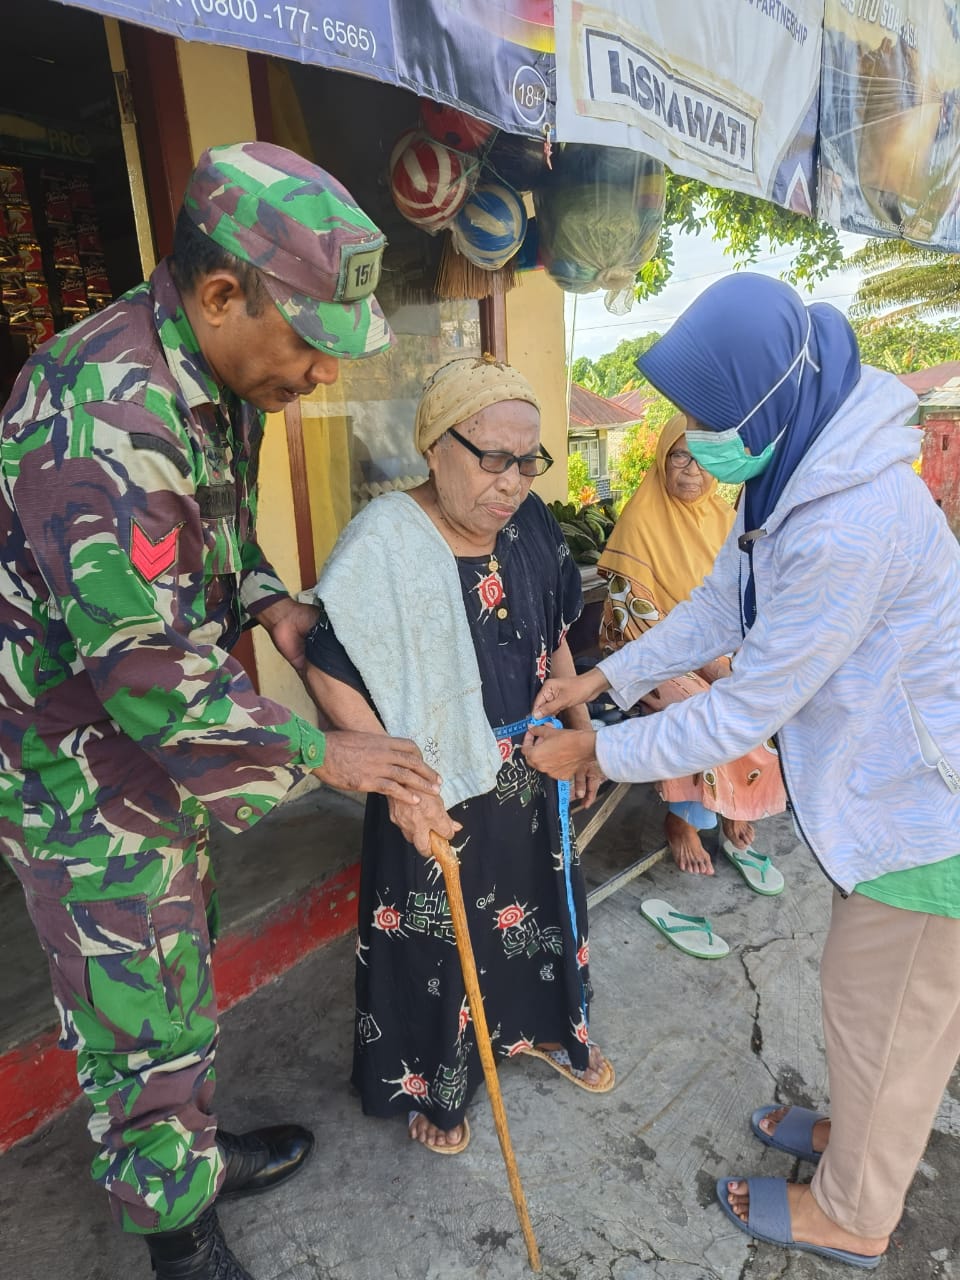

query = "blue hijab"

[{"left": 635, "top": 273, "right": 861, "bottom": 628}]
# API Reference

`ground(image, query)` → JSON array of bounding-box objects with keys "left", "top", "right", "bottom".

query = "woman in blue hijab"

[
  {"left": 523, "top": 273, "right": 960, "bottom": 1270},
  {"left": 637, "top": 272, "right": 861, "bottom": 629}
]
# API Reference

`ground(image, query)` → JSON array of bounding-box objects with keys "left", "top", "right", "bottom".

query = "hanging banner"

[
  {"left": 554, "top": 0, "right": 823, "bottom": 213},
  {"left": 57, "top": 0, "right": 555, "bottom": 137},
  {"left": 392, "top": 1, "right": 555, "bottom": 137},
  {"left": 64, "top": 0, "right": 396, "bottom": 80},
  {"left": 819, "top": 1, "right": 960, "bottom": 250}
]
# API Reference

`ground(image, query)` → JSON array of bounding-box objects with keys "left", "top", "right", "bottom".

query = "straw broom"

[
  {"left": 429, "top": 831, "right": 541, "bottom": 1272},
  {"left": 435, "top": 232, "right": 519, "bottom": 300}
]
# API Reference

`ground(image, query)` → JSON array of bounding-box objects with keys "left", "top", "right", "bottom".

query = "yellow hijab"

[{"left": 598, "top": 414, "right": 734, "bottom": 614}]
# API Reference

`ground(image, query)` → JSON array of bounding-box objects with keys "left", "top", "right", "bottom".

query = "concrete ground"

[{"left": 1, "top": 789, "right": 958, "bottom": 1280}]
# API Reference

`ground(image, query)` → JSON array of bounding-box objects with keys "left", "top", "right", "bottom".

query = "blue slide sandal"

[
  {"left": 751, "top": 1104, "right": 826, "bottom": 1164},
  {"left": 716, "top": 1176, "right": 883, "bottom": 1270}
]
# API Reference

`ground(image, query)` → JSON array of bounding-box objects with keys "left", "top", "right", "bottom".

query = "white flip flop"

[
  {"left": 721, "top": 838, "right": 785, "bottom": 896},
  {"left": 640, "top": 898, "right": 730, "bottom": 959}
]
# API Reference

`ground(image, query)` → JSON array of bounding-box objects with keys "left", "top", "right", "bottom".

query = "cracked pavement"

[{"left": 1, "top": 799, "right": 957, "bottom": 1279}]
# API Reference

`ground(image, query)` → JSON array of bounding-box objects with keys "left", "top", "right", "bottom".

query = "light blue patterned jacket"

[{"left": 595, "top": 366, "right": 960, "bottom": 891}]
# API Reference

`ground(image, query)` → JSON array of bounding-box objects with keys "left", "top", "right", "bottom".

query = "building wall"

[
  {"left": 173, "top": 40, "right": 317, "bottom": 719},
  {"left": 505, "top": 268, "right": 568, "bottom": 506},
  {"left": 177, "top": 43, "right": 257, "bottom": 154},
  {"left": 920, "top": 410, "right": 960, "bottom": 539}
]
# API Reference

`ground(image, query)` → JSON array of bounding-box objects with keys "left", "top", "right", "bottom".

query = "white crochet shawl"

[{"left": 314, "top": 491, "right": 501, "bottom": 809}]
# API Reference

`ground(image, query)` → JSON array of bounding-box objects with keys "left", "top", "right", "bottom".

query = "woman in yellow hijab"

[{"left": 598, "top": 414, "right": 786, "bottom": 885}]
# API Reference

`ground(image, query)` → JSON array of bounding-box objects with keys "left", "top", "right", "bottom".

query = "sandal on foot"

[
  {"left": 715, "top": 1176, "right": 882, "bottom": 1269},
  {"left": 640, "top": 898, "right": 729, "bottom": 958},
  {"left": 520, "top": 1044, "right": 616, "bottom": 1093},
  {"left": 407, "top": 1111, "right": 471, "bottom": 1155},
  {"left": 721, "top": 838, "right": 785, "bottom": 896},
  {"left": 751, "top": 1104, "right": 825, "bottom": 1164}
]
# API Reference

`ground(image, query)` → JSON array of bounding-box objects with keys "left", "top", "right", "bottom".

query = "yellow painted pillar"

[
  {"left": 102, "top": 19, "right": 157, "bottom": 277},
  {"left": 172, "top": 42, "right": 315, "bottom": 718},
  {"left": 505, "top": 269, "right": 568, "bottom": 505},
  {"left": 176, "top": 42, "right": 257, "bottom": 159}
]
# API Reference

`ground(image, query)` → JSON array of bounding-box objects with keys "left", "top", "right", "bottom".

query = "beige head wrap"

[{"left": 415, "top": 353, "right": 541, "bottom": 453}]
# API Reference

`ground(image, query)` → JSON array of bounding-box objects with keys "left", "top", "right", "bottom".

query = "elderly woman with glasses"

[
  {"left": 303, "top": 355, "right": 614, "bottom": 1157},
  {"left": 597, "top": 413, "right": 786, "bottom": 888}
]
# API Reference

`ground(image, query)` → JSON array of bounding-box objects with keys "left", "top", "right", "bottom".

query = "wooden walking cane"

[{"left": 430, "top": 831, "right": 542, "bottom": 1272}]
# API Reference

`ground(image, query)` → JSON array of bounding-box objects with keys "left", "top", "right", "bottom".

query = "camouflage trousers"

[{"left": 6, "top": 827, "right": 225, "bottom": 1233}]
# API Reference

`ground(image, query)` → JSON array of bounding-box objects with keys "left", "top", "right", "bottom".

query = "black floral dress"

[{"left": 305, "top": 493, "right": 593, "bottom": 1131}]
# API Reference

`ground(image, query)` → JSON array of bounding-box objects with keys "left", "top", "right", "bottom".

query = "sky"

[{"left": 565, "top": 228, "right": 868, "bottom": 365}]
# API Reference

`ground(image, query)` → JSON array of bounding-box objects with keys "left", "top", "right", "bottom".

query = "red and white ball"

[
  {"left": 390, "top": 132, "right": 472, "bottom": 233},
  {"left": 419, "top": 99, "right": 495, "bottom": 153}
]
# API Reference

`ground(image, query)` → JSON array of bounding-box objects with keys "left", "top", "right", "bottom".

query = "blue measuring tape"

[{"left": 495, "top": 714, "right": 588, "bottom": 1026}]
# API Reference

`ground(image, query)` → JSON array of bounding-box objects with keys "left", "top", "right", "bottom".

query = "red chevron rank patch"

[{"left": 130, "top": 520, "right": 182, "bottom": 582}]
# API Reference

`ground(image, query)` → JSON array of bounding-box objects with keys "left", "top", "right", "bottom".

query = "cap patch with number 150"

[{"left": 337, "top": 244, "right": 383, "bottom": 302}]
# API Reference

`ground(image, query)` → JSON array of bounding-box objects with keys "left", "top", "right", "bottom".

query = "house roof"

[
  {"left": 917, "top": 376, "right": 960, "bottom": 410},
  {"left": 570, "top": 382, "right": 639, "bottom": 429},
  {"left": 610, "top": 388, "right": 654, "bottom": 417},
  {"left": 896, "top": 362, "right": 960, "bottom": 396}
]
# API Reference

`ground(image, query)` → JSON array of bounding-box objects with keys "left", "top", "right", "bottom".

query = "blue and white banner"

[
  {"left": 57, "top": 0, "right": 556, "bottom": 137},
  {"left": 555, "top": 0, "right": 823, "bottom": 213}
]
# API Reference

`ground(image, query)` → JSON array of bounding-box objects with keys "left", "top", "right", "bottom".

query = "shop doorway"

[{"left": 0, "top": 0, "right": 143, "bottom": 403}]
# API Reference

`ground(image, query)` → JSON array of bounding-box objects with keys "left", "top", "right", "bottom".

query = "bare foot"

[
  {"left": 760, "top": 1105, "right": 831, "bottom": 1154},
  {"left": 723, "top": 1179, "right": 888, "bottom": 1259},
  {"left": 721, "top": 815, "right": 755, "bottom": 851},
  {"left": 408, "top": 1113, "right": 465, "bottom": 1150},
  {"left": 535, "top": 1041, "right": 610, "bottom": 1087},
  {"left": 665, "top": 811, "right": 714, "bottom": 874}
]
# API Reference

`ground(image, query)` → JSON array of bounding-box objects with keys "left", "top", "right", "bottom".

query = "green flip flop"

[
  {"left": 720, "top": 838, "right": 785, "bottom": 896},
  {"left": 640, "top": 898, "right": 730, "bottom": 958}
]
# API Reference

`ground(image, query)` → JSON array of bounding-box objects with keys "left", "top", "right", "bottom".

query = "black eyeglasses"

[
  {"left": 667, "top": 450, "right": 701, "bottom": 470},
  {"left": 447, "top": 427, "right": 554, "bottom": 477}
]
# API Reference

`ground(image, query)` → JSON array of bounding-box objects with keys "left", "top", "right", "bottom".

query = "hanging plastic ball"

[
  {"left": 419, "top": 99, "right": 496, "bottom": 153},
  {"left": 390, "top": 131, "right": 473, "bottom": 233},
  {"left": 450, "top": 180, "right": 528, "bottom": 270}
]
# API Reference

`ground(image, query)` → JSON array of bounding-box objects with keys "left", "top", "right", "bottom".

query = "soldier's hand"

[
  {"left": 573, "top": 760, "right": 606, "bottom": 810},
  {"left": 259, "top": 598, "right": 319, "bottom": 673},
  {"left": 387, "top": 793, "right": 461, "bottom": 857},
  {"left": 313, "top": 731, "right": 442, "bottom": 804}
]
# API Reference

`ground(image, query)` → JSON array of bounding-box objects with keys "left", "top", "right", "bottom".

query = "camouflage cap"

[{"left": 182, "top": 141, "right": 391, "bottom": 359}]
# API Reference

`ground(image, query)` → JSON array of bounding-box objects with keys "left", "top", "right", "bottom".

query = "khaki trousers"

[{"left": 811, "top": 889, "right": 960, "bottom": 1238}]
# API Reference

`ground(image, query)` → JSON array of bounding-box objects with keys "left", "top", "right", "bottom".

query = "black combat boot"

[
  {"left": 218, "top": 1124, "right": 314, "bottom": 1197},
  {"left": 145, "top": 1205, "right": 253, "bottom": 1278}
]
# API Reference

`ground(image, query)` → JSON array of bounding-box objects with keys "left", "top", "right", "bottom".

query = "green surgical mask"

[{"left": 685, "top": 425, "right": 783, "bottom": 484}]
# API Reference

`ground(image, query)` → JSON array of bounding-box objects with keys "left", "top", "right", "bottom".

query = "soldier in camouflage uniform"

[{"left": 0, "top": 142, "right": 450, "bottom": 1280}]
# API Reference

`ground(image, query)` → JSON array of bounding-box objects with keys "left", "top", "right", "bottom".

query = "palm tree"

[{"left": 847, "top": 238, "right": 960, "bottom": 327}]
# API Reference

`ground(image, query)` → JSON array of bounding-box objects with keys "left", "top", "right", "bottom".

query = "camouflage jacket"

[{"left": 0, "top": 261, "right": 326, "bottom": 863}]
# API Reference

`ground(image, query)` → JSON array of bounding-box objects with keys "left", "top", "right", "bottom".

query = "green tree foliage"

[
  {"left": 611, "top": 421, "right": 659, "bottom": 496},
  {"left": 570, "top": 356, "right": 600, "bottom": 391},
  {"left": 610, "top": 390, "right": 679, "bottom": 496},
  {"left": 571, "top": 333, "right": 663, "bottom": 400},
  {"left": 850, "top": 316, "right": 960, "bottom": 373},
  {"left": 847, "top": 238, "right": 960, "bottom": 327},
  {"left": 566, "top": 449, "right": 591, "bottom": 504},
  {"left": 636, "top": 175, "right": 845, "bottom": 301},
  {"left": 595, "top": 333, "right": 662, "bottom": 399}
]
